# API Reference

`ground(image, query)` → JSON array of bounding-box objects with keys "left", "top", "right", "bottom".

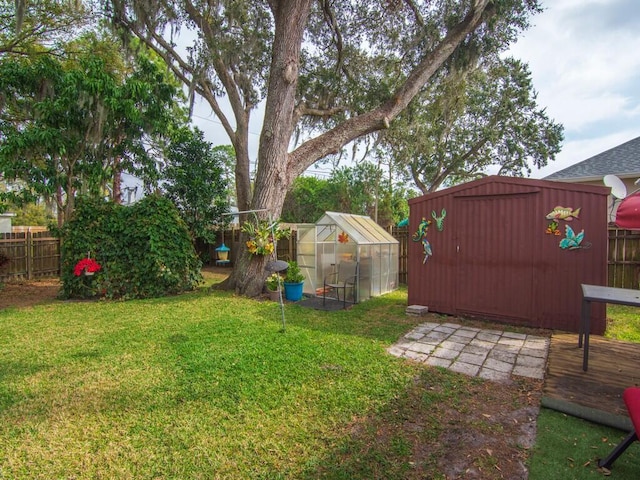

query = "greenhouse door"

[{"left": 454, "top": 194, "right": 535, "bottom": 322}]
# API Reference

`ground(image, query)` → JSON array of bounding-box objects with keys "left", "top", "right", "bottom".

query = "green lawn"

[
  {"left": 606, "top": 304, "right": 640, "bottom": 343},
  {"left": 0, "top": 278, "right": 430, "bottom": 478},
  {"left": 3, "top": 276, "right": 640, "bottom": 478}
]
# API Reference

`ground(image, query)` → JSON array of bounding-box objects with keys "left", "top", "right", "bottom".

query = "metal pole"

[{"left": 224, "top": 209, "right": 287, "bottom": 332}]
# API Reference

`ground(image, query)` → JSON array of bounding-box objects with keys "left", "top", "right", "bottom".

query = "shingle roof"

[{"left": 544, "top": 135, "right": 640, "bottom": 181}]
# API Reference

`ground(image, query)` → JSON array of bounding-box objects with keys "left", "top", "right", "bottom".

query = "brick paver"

[{"left": 388, "top": 322, "right": 549, "bottom": 383}]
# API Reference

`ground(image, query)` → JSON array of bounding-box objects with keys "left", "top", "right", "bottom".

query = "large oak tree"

[{"left": 107, "top": 0, "right": 542, "bottom": 296}]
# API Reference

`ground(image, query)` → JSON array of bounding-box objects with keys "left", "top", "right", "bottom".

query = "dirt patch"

[
  {"left": 430, "top": 377, "right": 542, "bottom": 479},
  {"left": 0, "top": 267, "right": 228, "bottom": 309},
  {"left": 317, "top": 366, "right": 543, "bottom": 479},
  {"left": 0, "top": 278, "right": 61, "bottom": 309}
]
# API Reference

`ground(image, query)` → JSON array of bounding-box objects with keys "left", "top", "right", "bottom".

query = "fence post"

[{"left": 27, "top": 230, "right": 33, "bottom": 280}]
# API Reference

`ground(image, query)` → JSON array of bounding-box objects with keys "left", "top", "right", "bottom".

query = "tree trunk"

[
  {"left": 225, "top": 0, "right": 312, "bottom": 297},
  {"left": 112, "top": 156, "right": 122, "bottom": 204},
  {"left": 232, "top": 125, "right": 252, "bottom": 213},
  {"left": 226, "top": 0, "right": 494, "bottom": 296},
  {"left": 56, "top": 185, "right": 64, "bottom": 228}
]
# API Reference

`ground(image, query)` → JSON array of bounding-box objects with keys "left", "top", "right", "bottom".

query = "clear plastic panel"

[
  {"left": 371, "top": 245, "right": 381, "bottom": 297},
  {"left": 297, "top": 225, "right": 316, "bottom": 294},
  {"left": 316, "top": 230, "right": 336, "bottom": 295},
  {"left": 297, "top": 213, "right": 399, "bottom": 300}
]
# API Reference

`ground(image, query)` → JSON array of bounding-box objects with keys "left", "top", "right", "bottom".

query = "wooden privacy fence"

[
  {"left": 209, "top": 226, "right": 410, "bottom": 284},
  {"left": 4, "top": 226, "right": 639, "bottom": 289},
  {"left": 0, "top": 230, "right": 61, "bottom": 280},
  {"left": 608, "top": 228, "right": 640, "bottom": 290},
  {"left": 389, "top": 226, "right": 409, "bottom": 285}
]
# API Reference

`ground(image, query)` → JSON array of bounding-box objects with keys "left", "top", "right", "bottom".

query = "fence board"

[
  {"left": 390, "top": 226, "right": 408, "bottom": 284},
  {"left": 608, "top": 228, "right": 640, "bottom": 289}
]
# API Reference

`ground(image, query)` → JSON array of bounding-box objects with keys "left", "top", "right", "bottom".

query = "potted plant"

[
  {"left": 283, "top": 261, "right": 305, "bottom": 301},
  {"left": 265, "top": 273, "right": 282, "bottom": 301}
]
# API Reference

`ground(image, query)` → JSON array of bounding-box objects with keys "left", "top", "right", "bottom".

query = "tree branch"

[
  {"left": 288, "top": 0, "right": 495, "bottom": 179},
  {"left": 292, "top": 103, "right": 346, "bottom": 125},
  {"left": 403, "top": 0, "right": 425, "bottom": 28},
  {"left": 183, "top": 0, "right": 251, "bottom": 119}
]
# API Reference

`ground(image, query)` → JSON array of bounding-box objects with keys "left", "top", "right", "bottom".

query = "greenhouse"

[{"left": 296, "top": 212, "right": 399, "bottom": 303}]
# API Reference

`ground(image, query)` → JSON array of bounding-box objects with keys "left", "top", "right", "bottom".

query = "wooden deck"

[{"left": 544, "top": 333, "right": 640, "bottom": 417}]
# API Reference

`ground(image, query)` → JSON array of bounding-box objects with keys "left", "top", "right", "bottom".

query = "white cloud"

[{"left": 509, "top": 0, "right": 640, "bottom": 177}]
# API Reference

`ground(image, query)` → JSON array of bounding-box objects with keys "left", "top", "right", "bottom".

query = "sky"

[
  {"left": 189, "top": 0, "right": 640, "bottom": 181},
  {"left": 508, "top": 0, "right": 640, "bottom": 178}
]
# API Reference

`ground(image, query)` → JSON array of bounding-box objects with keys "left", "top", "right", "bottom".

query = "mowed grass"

[
  {"left": 530, "top": 409, "right": 640, "bottom": 479},
  {"left": 0, "top": 278, "right": 428, "bottom": 479},
  {"left": 5, "top": 272, "right": 640, "bottom": 479},
  {"left": 606, "top": 304, "right": 640, "bottom": 343}
]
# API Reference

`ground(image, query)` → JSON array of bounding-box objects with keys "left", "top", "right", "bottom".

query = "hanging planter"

[
  {"left": 241, "top": 219, "right": 290, "bottom": 256},
  {"left": 73, "top": 257, "right": 101, "bottom": 277}
]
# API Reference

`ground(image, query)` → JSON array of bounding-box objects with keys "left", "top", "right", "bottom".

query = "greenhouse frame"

[{"left": 296, "top": 212, "right": 399, "bottom": 302}]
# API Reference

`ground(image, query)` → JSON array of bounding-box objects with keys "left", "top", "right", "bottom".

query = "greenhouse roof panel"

[{"left": 317, "top": 212, "right": 398, "bottom": 245}]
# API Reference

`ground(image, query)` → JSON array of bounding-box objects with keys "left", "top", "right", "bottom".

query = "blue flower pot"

[{"left": 284, "top": 281, "right": 304, "bottom": 301}]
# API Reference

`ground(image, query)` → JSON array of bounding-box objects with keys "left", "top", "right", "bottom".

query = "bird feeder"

[{"left": 215, "top": 243, "right": 231, "bottom": 266}]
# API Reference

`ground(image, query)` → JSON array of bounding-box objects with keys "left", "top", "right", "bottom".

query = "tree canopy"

[
  {"left": 379, "top": 55, "right": 563, "bottom": 193},
  {"left": 281, "top": 165, "right": 411, "bottom": 227},
  {"left": 0, "top": 35, "right": 183, "bottom": 224},
  {"left": 162, "top": 127, "right": 231, "bottom": 245},
  {"left": 103, "top": 0, "right": 543, "bottom": 296},
  {"left": 1, "top": 0, "right": 93, "bottom": 57}
]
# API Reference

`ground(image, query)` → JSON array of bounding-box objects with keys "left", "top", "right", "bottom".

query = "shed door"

[{"left": 455, "top": 193, "right": 535, "bottom": 322}]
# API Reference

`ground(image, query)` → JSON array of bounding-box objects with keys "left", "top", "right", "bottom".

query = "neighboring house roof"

[{"left": 544, "top": 135, "right": 640, "bottom": 182}]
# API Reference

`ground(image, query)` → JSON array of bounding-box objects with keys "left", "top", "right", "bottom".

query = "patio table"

[{"left": 579, "top": 284, "right": 640, "bottom": 371}]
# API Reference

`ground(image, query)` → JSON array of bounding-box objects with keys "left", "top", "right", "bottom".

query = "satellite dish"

[{"left": 604, "top": 174, "right": 627, "bottom": 199}]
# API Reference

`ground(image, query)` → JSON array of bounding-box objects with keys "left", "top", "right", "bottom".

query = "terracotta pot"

[{"left": 268, "top": 289, "right": 280, "bottom": 301}]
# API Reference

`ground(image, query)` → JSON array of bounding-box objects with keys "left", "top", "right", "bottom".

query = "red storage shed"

[{"left": 408, "top": 176, "right": 609, "bottom": 334}]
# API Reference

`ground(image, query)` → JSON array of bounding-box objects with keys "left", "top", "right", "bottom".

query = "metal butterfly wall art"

[{"left": 559, "top": 225, "right": 586, "bottom": 250}]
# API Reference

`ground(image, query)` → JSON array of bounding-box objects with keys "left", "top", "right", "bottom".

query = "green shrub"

[
  {"left": 284, "top": 261, "right": 304, "bottom": 283},
  {"left": 60, "top": 195, "right": 202, "bottom": 299}
]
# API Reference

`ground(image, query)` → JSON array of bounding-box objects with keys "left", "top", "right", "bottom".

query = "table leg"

[
  {"left": 579, "top": 298, "right": 586, "bottom": 348},
  {"left": 582, "top": 300, "right": 591, "bottom": 371}
]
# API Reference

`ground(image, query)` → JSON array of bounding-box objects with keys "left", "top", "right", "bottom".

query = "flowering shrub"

[
  {"left": 60, "top": 196, "right": 202, "bottom": 300},
  {"left": 73, "top": 257, "right": 101, "bottom": 276},
  {"left": 265, "top": 273, "right": 282, "bottom": 291}
]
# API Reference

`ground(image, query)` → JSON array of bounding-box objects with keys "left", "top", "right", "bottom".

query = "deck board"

[{"left": 544, "top": 333, "right": 640, "bottom": 417}]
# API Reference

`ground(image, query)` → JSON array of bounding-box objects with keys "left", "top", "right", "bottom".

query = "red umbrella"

[{"left": 616, "top": 192, "right": 640, "bottom": 229}]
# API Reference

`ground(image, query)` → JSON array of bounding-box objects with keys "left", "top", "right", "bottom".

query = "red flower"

[
  {"left": 74, "top": 258, "right": 102, "bottom": 276},
  {"left": 338, "top": 232, "right": 349, "bottom": 244}
]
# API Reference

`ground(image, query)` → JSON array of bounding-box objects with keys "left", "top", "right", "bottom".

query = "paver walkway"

[{"left": 388, "top": 322, "right": 549, "bottom": 383}]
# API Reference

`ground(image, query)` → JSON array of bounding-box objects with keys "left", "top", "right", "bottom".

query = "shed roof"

[
  {"left": 316, "top": 212, "right": 398, "bottom": 245},
  {"left": 408, "top": 175, "right": 608, "bottom": 205},
  {"left": 544, "top": 135, "right": 640, "bottom": 182}
]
